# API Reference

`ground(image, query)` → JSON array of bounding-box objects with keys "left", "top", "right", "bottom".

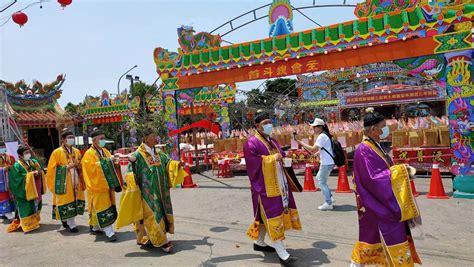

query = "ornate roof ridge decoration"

[
  {"left": 80, "top": 90, "right": 141, "bottom": 119},
  {"left": 0, "top": 74, "right": 65, "bottom": 111},
  {"left": 154, "top": 4, "right": 473, "bottom": 77},
  {"left": 355, "top": 0, "right": 471, "bottom": 18}
]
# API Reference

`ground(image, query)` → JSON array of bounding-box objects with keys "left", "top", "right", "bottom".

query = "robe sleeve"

[
  {"left": 46, "top": 149, "right": 60, "bottom": 193},
  {"left": 353, "top": 145, "right": 402, "bottom": 222},
  {"left": 8, "top": 162, "right": 27, "bottom": 200},
  {"left": 81, "top": 149, "right": 109, "bottom": 193},
  {"left": 244, "top": 138, "right": 281, "bottom": 197}
]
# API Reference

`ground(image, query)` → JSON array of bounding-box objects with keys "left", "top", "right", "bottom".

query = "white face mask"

[
  {"left": 66, "top": 138, "right": 75, "bottom": 146},
  {"left": 23, "top": 153, "right": 31, "bottom": 160}
]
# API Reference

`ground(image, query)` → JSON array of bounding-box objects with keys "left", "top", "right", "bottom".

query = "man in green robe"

[
  {"left": 8, "top": 145, "right": 46, "bottom": 233},
  {"left": 117, "top": 128, "right": 185, "bottom": 253}
]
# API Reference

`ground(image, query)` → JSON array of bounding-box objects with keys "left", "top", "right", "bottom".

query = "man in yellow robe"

[
  {"left": 81, "top": 128, "right": 120, "bottom": 242},
  {"left": 46, "top": 128, "right": 85, "bottom": 233}
]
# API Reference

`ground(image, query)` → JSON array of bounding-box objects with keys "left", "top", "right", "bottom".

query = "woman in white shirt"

[{"left": 297, "top": 118, "right": 335, "bottom": 210}]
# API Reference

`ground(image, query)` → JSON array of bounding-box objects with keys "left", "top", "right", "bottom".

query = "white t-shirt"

[{"left": 315, "top": 133, "right": 334, "bottom": 165}]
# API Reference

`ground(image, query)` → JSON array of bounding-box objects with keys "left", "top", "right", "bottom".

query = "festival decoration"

[
  {"left": 177, "top": 25, "right": 222, "bottom": 54},
  {"left": 269, "top": 0, "right": 294, "bottom": 37},
  {"left": 156, "top": 4, "right": 473, "bottom": 90},
  {"left": 445, "top": 50, "right": 474, "bottom": 197},
  {"left": 11, "top": 11, "right": 27, "bottom": 27},
  {"left": 80, "top": 90, "right": 140, "bottom": 125},
  {"left": 57, "top": 0, "right": 72, "bottom": 8}
]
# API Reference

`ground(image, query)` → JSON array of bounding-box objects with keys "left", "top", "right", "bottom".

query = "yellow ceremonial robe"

[
  {"left": 46, "top": 146, "right": 86, "bottom": 221},
  {"left": 81, "top": 146, "right": 117, "bottom": 228}
]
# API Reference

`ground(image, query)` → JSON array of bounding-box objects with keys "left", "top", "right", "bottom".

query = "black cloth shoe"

[
  {"left": 61, "top": 221, "right": 70, "bottom": 229},
  {"left": 89, "top": 225, "right": 104, "bottom": 235},
  {"left": 107, "top": 234, "right": 117, "bottom": 242},
  {"left": 68, "top": 227, "right": 79, "bottom": 233},
  {"left": 280, "top": 255, "right": 298, "bottom": 266},
  {"left": 253, "top": 243, "right": 276, "bottom": 252}
]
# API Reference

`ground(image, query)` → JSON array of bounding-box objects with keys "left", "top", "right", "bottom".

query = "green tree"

[{"left": 64, "top": 102, "right": 78, "bottom": 115}]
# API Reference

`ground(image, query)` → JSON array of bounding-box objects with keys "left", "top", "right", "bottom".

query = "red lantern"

[
  {"left": 12, "top": 11, "right": 28, "bottom": 27},
  {"left": 57, "top": 0, "right": 72, "bottom": 8}
]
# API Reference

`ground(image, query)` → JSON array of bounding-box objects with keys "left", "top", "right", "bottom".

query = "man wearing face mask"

[
  {"left": 243, "top": 111, "right": 301, "bottom": 266},
  {"left": 7, "top": 145, "right": 46, "bottom": 233},
  {"left": 46, "top": 129, "right": 85, "bottom": 233},
  {"left": 117, "top": 128, "right": 185, "bottom": 253},
  {"left": 81, "top": 128, "right": 120, "bottom": 242},
  {"left": 350, "top": 107, "right": 422, "bottom": 267}
]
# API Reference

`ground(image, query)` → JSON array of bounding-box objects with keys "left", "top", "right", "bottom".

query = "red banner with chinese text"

[{"left": 393, "top": 147, "right": 451, "bottom": 172}]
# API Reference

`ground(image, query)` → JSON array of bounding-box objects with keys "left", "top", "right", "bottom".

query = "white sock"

[
  {"left": 103, "top": 225, "right": 115, "bottom": 237},
  {"left": 5, "top": 212, "right": 14, "bottom": 220},
  {"left": 92, "top": 225, "right": 101, "bottom": 231},
  {"left": 270, "top": 240, "right": 290, "bottom": 260},
  {"left": 350, "top": 261, "right": 364, "bottom": 267},
  {"left": 66, "top": 218, "right": 77, "bottom": 229},
  {"left": 255, "top": 225, "right": 268, "bottom": 246}
]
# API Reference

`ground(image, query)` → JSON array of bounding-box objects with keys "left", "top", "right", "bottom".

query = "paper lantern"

[
  {"left": 58, "top": 0, "right": 72, "bottom": 8},
  {"left": 12, "top": 11, "right": 28, "bottom": 27}
]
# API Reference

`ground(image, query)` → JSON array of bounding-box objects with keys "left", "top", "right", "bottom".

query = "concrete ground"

[{"left": 1, "top": 171, "right": 473, "bottom": 267}]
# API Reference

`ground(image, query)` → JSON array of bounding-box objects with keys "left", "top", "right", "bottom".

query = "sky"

[{"left": 1, "top": 0, "right": 359, "bottom": 106}]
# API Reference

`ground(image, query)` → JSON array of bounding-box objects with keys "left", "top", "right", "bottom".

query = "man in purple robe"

[
  {"left": 351, "top": 108, "right": 422, "bottom": 267},
  {"left": 243, "top": 111, "right": 301, "bottom": 266}
]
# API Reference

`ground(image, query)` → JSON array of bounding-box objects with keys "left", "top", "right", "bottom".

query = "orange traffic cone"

[
  {"left": 410, "top": 180, "right": 420, "bottom": 197},
  {"left": 182, "top": 164, "right": 197, "bottom": 188},
  {"left": 303, "top": 164, "right": 318, "bottom": 192},
  {"left": 187, "top": 151, "right": 193, "bottom": 165},
  {"left": 427, "top": 160, "right": 448, "bottom": 199},
  {"left": 335, "top": 165, "right": 351, "bottom": 193}
]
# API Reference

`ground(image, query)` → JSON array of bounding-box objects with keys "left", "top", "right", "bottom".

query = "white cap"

[{"left": 309, "top": 118, "right": 325, "bottom": 127}]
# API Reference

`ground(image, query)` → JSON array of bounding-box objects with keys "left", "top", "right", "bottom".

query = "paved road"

[{"left": 1, "top": 172, "right": 473, "bottom": 266}]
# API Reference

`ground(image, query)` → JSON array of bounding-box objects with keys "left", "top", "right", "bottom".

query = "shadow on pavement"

[
  {"left": 332, "top": 204, "right": 357, "bottom": 212},
  {"left": 25, "top": 223, "right": 60, "bottom": 234},
  {"left": 92, "top": 230, "right": 136, "bottom": 243},
  {"left": 288, "top": 247, "right": 331, "bottom": 266},
  {"left": 209, "top": 226, "right": 230, "bottom": 233},
  {"left": 197, "top": 185, "right": 249, "bottom": 190},
  {"left": 203, "top": 252, "right": 281, "bottom": 266},
  {"left": 57, "top": 225, "right": 91, "bottom": 236},
  {"left": 124, "top": 236, "right": 214, "bottom": 257}
]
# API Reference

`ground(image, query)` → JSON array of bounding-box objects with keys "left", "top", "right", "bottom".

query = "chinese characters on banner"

[
  {"left": 346, "top": 90, "right": 439, "bottom": 105},
  {"left": 92, "top": 115, "right": 124, "bottom": 125},
  {"left": 393, "top": 147, "right": 451, "bottom": 172},
  {"left": 247, "top": 59, "right": 321, "bottom": 80}
]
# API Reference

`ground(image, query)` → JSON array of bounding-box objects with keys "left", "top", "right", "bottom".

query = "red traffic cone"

[
  {"left": 182, "top": 164, "right": 197, "bottom": 188},
  {"left": 303, "top": 164, "right": 318, "bottom": 192},
  {"left": 187, "top": 151, "right": 193, "bottom": 165},
  {"left": 410, "top": 180, "right": 420, "bottom": 197},
  {"left": 336, "top": 165, "right": 351, "bottom": 193},
  {"left": 427, "top": 160, "right": 448, "bottom": 199}
]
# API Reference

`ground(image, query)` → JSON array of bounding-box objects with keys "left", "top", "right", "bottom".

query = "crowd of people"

[{"left": 0, "top": 108, "right": 422, "bottom": 266}]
